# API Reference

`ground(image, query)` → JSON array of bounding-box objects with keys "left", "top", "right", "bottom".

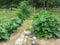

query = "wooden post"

[{"left": 45, "top": 0, "right": 49, "bottom": 9}]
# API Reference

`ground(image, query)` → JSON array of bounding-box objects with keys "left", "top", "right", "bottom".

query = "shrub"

[
  {"left": 17, "top": 1, "right": 33, "bottom": 20},
  {"left": 32, "top": 10, "right": 60, "bottom": 39}
]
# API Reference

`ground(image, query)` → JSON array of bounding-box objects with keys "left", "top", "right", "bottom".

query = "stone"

[
  {"left": 15, "top": 33, "right": 25, "bottom": 45},
  {"left": 24, "top": 30, "right": 31, "bottom": 36},
  {"left": 30, "top": 36, "right": 36, "bottom": 41},
  {"left": 32, "top": 40, "right": 37, "bottom": 45},
  {"left": 14, "top": 31, "right": 38, "bottom": 45}
]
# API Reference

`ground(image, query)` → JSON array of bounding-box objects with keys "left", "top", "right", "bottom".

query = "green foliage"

[
  {"left": 0, "top": 24, "right": 10, "bottom": 40},
  {"left": 2, "top": 18, "right": 22, "bottom": 33},
  {"left": 32, "top": 10, "right": 60, "bottom": 39},
  {"left": 0, "top": 0, "right": 20, "bottom": 8},
  {"left": 47, "top": 0, "right": 60, "bottom": 7},
  {"left": 17, "top": 1, "right": 33, "bottom": 20},
  {"left": 26, "top": 0, "right": 60, "bottom": 8},
  {"left": 26, "top": 0, "right": 45, "bottom": 7},
  {"left": 0, "top": 0, "right": 60, "bottom": 8},
  {"left": 0, "top": 18, "right": 22, "bottom": 40}
]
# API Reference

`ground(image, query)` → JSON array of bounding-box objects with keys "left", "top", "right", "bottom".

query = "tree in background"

[
  {"left": 26, "top": 0, "right": 60, "bottom": 8},
  {"left": 0, "top": 0, "right": 60, "bottom": 9}
]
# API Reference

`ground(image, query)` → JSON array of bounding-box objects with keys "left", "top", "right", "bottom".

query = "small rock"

[
  {"left": 32, "top": 40, "right": 37, "bottom": 45},
  {"left": 15, "top": 33, "right": 25, "bottom": 45},
  {"left": 24, "top": 30, "right": 31, "bottom": 36},
  {"left": 30, "top": 36, "right": 36, "bottom": 41},
  {"left": 33, "top": 36, "right": 36, "bottom": 40},
  {"left": 15, "top": 38, "right": 24, "bottom": 45}
]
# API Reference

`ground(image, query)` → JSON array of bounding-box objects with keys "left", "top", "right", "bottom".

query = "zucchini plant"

[
  {"left": 32, "top": 10, "right": 60, "bottom": 39},
  {"left": 0, "top": 25, "right": 10, "bottom": 40},
  {"left": 0, "top": 18, "right": 22, "bottom": 40},
  {"left": 2, "top": 18, "right": 22, "bottom": 33}
]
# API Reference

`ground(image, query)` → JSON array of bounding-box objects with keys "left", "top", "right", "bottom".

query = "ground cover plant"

[{"left": 32, "top": 10, "right": 60, "bottom": 39}]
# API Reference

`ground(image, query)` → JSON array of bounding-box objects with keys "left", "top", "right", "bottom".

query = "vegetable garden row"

[{"left": 0, "top": 1, "right": 60, "bottom": 41}]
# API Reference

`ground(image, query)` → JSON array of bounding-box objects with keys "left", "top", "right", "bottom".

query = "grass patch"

[
  {"left": 49, "top": 8, "right": 60, "bottom": 20},
  {"left": 0, "top": 9, "right": 18, "bottom": 23}
]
